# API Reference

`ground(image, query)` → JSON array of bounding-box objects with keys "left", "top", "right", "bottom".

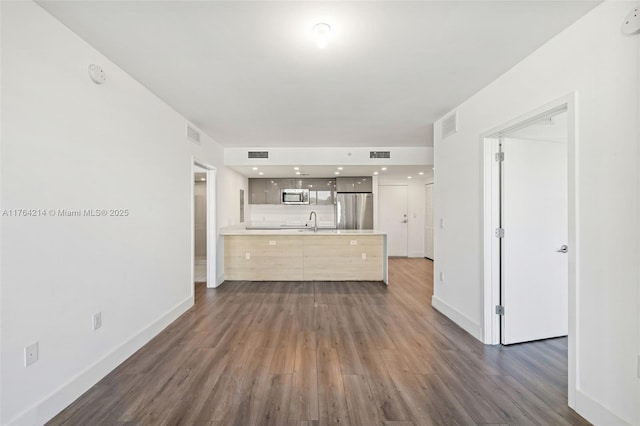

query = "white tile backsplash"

[{"left": 249, "top": 204, "right": 336, "bottom": 227}]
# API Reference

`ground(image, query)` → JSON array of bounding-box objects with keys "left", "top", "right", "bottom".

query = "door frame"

[
  {"left": 424, "top": 183, "right": 434, "bottom": 261},
  {"left": 191, "top": 158, "right": 217, "bottom": 292},
  {"left": 481, "top": 93, "right": 577, "bottom": 408}
]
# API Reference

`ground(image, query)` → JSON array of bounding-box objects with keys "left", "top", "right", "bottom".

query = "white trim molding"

[
  {"left": 431, "top": 295, "right": 483, "bottom": 341},
  {"left": 7, "top": 298, "right": 193, "bottom": 426}
]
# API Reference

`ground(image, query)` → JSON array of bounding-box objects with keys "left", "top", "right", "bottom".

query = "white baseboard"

[
  {"left": 408, "top": 251, "right": 424, "bottom": 258},
  {"left": 216, "top": 272, "right": 225, "bottom": 287},
  {"left": 431, "top": 295, "right": 483, "bottom": 341},
  {"left": 575, "top": 389, "right": 631, "bottom": 426},
  {"left": 8, "top": 297, "right": 194, "bottom": 426}
]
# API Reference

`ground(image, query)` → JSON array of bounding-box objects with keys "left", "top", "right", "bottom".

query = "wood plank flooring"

[{"left": 48, "top": 258, "right": 589, "bottom": 426}]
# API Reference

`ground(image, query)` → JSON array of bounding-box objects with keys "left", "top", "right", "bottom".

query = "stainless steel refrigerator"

[{"left": 336, "top": 193, "right": 373, "bottom": 230}]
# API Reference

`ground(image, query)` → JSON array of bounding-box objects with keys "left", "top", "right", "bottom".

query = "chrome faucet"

[{"left": 309, "top": 211, "right": 318, "bottom": 232}]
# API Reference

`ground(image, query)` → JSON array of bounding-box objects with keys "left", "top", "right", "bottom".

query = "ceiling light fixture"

[
  {"left": 334, "top": 171, "right": 340, "bottom": 175},
  {"left": 337, "top": 167, "right": 343, "bottom": 170},
  {"left": 200, "top": 177, "right": 206, "bottom": 181},
  {"left": 407, "top": 176, "right": 412, "bottom": 179},
  {"left": 373, "top": 172, "right": 379, "bottom": 175},
  {"left": 252, "top": 167, "right": 258, "bottom": 171},
  {"left": 259, "top": 172, "right": 264, "bottom": 175},
  {"left": 381, "top": 167, "right": 387, "bottom": 171},
  {"left": 296, "top": 172, "right": 301, "bottom": 175},
  {"left": 313, "top": 23, "right": 331, "bottom": 49},
  {"left": 419, "top": 172, "right": 424, "bottom": 176},
  {"left": 294, "top": 167, "right": 299, "bottom": 170}
]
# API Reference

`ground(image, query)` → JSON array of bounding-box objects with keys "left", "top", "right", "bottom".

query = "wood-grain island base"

[{"left": 224, "top": 234, "right": 387, "bottom": 282}]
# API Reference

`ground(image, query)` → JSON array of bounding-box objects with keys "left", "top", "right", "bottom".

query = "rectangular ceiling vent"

[
  {"left": 186, "top": 124, "right": 201, "bottom": 145},
  {"left": 442, "top": 112, "right": 458, "bottom": 139},
  {"left": 370, "top": 151, "right": 391, "bottom": 159},
  {"left": 248, "top": 151, "right": 269, "bottom": 159}
]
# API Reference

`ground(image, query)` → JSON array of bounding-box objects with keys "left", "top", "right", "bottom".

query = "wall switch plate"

[
  {"left": 93, "top": 312, "right": 102, "bottom": 331},
  {"left": 245, "top": 252, "right": 251, "bottom": 260},
  {"left": 24, "top": 342, "right": 39, "bottom": 367},
  {"left": 361, "top": 253, "right": 367, "bottom": 260},
  {"left": 269, "top": 241, "right": 276, "bottom": 246},
  {"left": 440, "top": 218, "right": 445, "bottom": 229},
  {"left": 440, "top": 272, "right": 445, "bottom": 282},
  {"left": 350, "top": 240, "right": 358, "bottom": 245}
]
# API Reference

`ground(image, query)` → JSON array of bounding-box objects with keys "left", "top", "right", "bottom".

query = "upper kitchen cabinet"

[
  {"left": 304, "top": 178, "right": 336, "bottom": 205},
  {"left": 249, "top": 179, "right": 267, "bottom": 204},
  {"left": 336, "top": 177, "right": 372, "bottom": 192},
  {"left": 249, "top": 178, "right": 336, "bottom": 205}
]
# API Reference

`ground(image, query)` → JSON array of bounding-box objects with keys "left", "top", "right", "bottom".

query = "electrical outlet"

[
  {"left": 350, "top": 240, "right": 358, "bottom": 245},
  {"left": 269, "top": 240, "right": 276, "bottom": 246},
  {"left": 92, "top": 312, "right": 102, "bottom": 331},
  {"left": 245, "top": 252, "right": 251, "bottom": 260},
  {"left": 440, "top": 271, "right": 445, "bottom": 282},
  {"left": 361, "top": 253, "right": 367, "bottom": 260},
  {"left": 24, "top": 342, "right": 39, "bottom": 367}
]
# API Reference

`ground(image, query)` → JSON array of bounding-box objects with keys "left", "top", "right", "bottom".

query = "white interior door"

[
  {"left": 378, "top": 185, "right": 408, "bottom": 256},
  {"left": 501, "top": 136, "right": 568, "bottom": 344},
  {"left": 424, "top": 184, "right": 434, "bottom": 260}
]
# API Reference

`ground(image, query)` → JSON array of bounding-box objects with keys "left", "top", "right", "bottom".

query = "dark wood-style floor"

[{"left": 48, "top": 258, "right": 589, "bottom": 425}]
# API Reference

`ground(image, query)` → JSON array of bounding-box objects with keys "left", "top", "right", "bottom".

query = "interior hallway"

[{"left": 48, "top": 258, "right": 588, "bottom": 425}]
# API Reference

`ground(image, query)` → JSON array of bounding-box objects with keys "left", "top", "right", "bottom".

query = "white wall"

[
  {"left": 0, "top": 2, "right": 246, "bottom": 424},
  {"left": 225, "top": 146, "right": 433, "bottom": 167},
  {"left": 433, "top": 2, "right": 639, "bottom": 425},
  {"left": 378, "top": 175, "right": 432, "bottom": 258}
]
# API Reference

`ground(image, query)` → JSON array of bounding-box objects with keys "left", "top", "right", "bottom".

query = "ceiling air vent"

[
  {"left": 248, "top": 151, "right": 269, "bottom": 159},
  {"left": 370, "top": 151, "right": 391, "bottom": 159},
  {"left": 442, "top": 112, "right": 458, "bottom": 139},
  {"left": 186, "top": 124, "right": 201, "bottom": 145}
]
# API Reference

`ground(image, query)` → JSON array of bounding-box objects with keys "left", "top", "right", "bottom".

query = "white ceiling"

[{"left": 38, "top": 1, "right": 598, "bottom": 148}]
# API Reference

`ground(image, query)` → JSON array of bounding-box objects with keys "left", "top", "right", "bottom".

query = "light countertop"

[{"left": 220, "top": 226, "right": 386, "bottom": 236}]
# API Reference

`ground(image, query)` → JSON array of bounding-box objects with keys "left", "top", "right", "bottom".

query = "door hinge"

[
  {"left": 495, "top": 152, "right": 504, "bottom": 162},
  {"left": 496, "top": 305, "right": 505, "bottom": 316},
  {"left": 495, "top": 228, "right": 504, "bottom": 238}
]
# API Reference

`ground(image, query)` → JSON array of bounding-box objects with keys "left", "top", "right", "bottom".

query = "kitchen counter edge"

[{"left": 220, "top": 228, "right": 387, "bottom": 236}]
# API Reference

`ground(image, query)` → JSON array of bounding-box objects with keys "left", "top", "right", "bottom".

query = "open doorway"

[
  {"left": 193, "top": 166, "right": 207, "bottom": 286},
  {"left": 482, "top": 94, "right": 577, "bottom": 406},
  {"left": 192, "top": 161, "right": 217, "bottom": 294}
]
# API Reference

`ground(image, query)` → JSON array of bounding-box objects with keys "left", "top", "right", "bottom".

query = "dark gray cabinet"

[
  {"left": 249, "top": 179, "right": 267, "bottom": 204},
  {"left": 249, "top": 178, "right": 337, "bottom": 205},
  {"left": 336, "top": 177, "right": 372, "bottom": 192}
]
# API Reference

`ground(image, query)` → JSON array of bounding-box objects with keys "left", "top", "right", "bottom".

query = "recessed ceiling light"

[
  {"left": 373, "top": 171, "right": 379, "bottom": 175},
  {"left": 259, "top": 172, "right": 264, "bottom": 175},
  {"left": 313, "top": 23, "right": 331, "bottom": 49},
  {"left": 381, "top": 167, "right": 387, "bottom": 171},
  {"left": 200, "top": 177, "right": 206, "bottom": 181},
  {"left": 334, "top": 171, "right": 340, "bottom": 175},
  {"left": 293, "top": 167, "right": 299, "bottom": 170},
  {"left": 337, "top": 167, "right": 343, "bottom": 170},
  {"left": 296, "top": 172, "right": 301, "bottom": 175},
  {"left": 252, "top": 167, "right": 258, "bottom": 171},
  {"left": 407, "top": 176, "right": 412, "bottom": 179},
  {"left": 419, "top": 172, "right": 424, "bottom": 175}
]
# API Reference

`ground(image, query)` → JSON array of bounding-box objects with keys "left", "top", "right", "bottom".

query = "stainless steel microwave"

[{"left": 282, "top": 189, "right": 309, "bottom": 205}]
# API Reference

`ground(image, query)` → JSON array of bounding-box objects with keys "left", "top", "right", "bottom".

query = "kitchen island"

[{"left": 220, "top": 228, "right": 388, "bottom": 284}]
